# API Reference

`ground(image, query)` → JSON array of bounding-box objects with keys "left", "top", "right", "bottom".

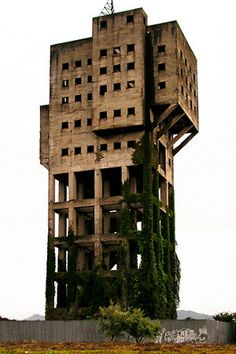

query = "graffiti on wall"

[{"left": 156, "top": 326, "right": 208, "bottom": 344}]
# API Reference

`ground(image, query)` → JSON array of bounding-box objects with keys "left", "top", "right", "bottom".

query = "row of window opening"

[{"left": 99, "top": 14, "right": 135, "bottom": 29}]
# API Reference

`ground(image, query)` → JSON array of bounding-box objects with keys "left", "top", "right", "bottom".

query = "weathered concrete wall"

[{"left": 0, "top": 320, "right": 235, "bottom": 344}]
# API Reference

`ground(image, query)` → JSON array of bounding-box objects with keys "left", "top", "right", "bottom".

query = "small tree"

[
  {"left": 213, "top": 312, "right": 236, "bottom": 322},
  {"left": 99, "top": 302, "right": 161, "bottom": 343}
]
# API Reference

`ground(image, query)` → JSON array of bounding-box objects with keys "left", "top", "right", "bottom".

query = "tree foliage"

[{"left": 213, "top": 312, "right": 236, "bottom": 322}]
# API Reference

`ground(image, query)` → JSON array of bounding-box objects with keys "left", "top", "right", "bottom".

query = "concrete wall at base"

[{"left": 0, "top": 320, "right": 235, "bottom": 344}]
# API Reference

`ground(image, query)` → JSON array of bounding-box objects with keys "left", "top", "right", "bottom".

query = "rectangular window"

[
  {"left": 100, "top": 67, "right": 107, "bottom": 75},
  {"left": 87, "top": 118, "right": 92, "bottom": 126},
  {"left": 100, "top": 111, "right": 107, "bottom": 119},
  {"left": 74, "top": 119, "right": 81, "bottom": 128},
  {"left": 75, "top": 77, "right": 82, "bottom": 85},
  {"left": 181, "top": 86, "right": 184, "bottom": 95},
  {"left": 127, "top": 80, "right": 135, "bottom": 88},
  {"left": 114, "top": 142, "right": 121, "bottom": 149},
  {"left": 158, "top": 45, "right": 165, "bottom": 53},
  {"left": 100, "top": 20, "right": 107, "bottom": 29},
  {"left": 113, "top": 47, "right": 120, "bottom": 56},
  {"left": 75, "top": 95, "right": 82, "bottom": 102},
  {"left": 87, "top": 145, "right": 94, "bottom": 153},
  {"left": 158, "top": 81, "right": 166, "bottom": 89},
  {"left": 75, "top": 147, "right": 81, "bottom": 155},
  {"left": 87, "top": 58, "right": 92, "bottom": 65},
  {"left": 100, "top": 49, "right": 107, "bottom": 57},
  {"left": 62, "top": 97, "right": 69, "bottom": 104},
  {"left": 87, "top": 75, "right": 92, "bottom": 83},
  {"left": 100, "top": 143, "right": 107, "bottom": 151},
  {"left": 62, "top": 79, "right": 69, "bottom": 87},
  {"left": 127, "top": 140, "right": 136, "bottom": 148},
  {"left": 158, "top": 63, "right": 165, "bottom": 71},
  {"left": 62, "top": 63, "right": 69, "bottom": 70},
  {"left": 114, "top": 83, "right": 121, "bottom": 91},
  {"left": 113, "top": 64, "right": 121, "bottom": 72},
  {"left": 100, "top": 85, "right": 107, "bottom": 95},
  {"left": 61, "top": 148, "right": 68, "bottom": 156},
  {"left": 181, "top": 68, "right": 183, "bottom": 78},
  {"left": 127, "top": 15, "right": 134, "bottom": 23},
  {"left": 75, "top": 60, "right": 81, "bottom": 68},
  {"left": 127, "top": 44, "right": 135, "bottom": 52},
  {"left": 127, "top": 62, "right": 135, "bottom": 70},
  {"left": 87, "top": 93, "right": 92, "bottom": 100},
  {"left": 127, "top": 107, "right": 135, "bottom": 115},
  {"left": 114, "top": 109, "right": 121, "bottom": 118},
  {"left": 61, "top": 121, "right": 68, "bottom": 129},
  {"left": 185, "top": 58, "right": 188, "bottom": 66}
]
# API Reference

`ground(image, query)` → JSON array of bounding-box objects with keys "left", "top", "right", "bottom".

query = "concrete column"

[
  {"left": 69, "top": 172, "right": 76, "bottom": 201},
  {"left": 121, "top": 165, "right": 129, "bottom": 184},
  {"left": 94, "top": 169, "right": 102, "bottom": 265},
  {"left": 161, "top": 180, "right": 168, "bottom": 206},
  {"left": 59, "top": 181, "right": 65, "bottom": 202},
  {"left": 103, "top": 211, "right": 110, "bottom": 233}
]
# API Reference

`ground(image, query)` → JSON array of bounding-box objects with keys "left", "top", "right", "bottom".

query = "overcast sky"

[{"left": 0, "top": 0, "right": 235, "bottom": 320}]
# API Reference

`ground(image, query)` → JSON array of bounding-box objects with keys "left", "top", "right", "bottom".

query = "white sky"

[{"left": 0, "top": 0, "right": 235, "bottom": 320}]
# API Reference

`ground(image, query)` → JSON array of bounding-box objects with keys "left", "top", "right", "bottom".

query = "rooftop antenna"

[{"left": 100, "top": 0, "right": 114, "bottom": 16}]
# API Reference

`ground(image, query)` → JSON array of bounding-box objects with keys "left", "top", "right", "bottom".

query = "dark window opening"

[
  {"left": 75, "top": 60, "right": 81, "bottom": 68},
  {"left": 61, "top": 148, "right": 68, "bottom": 156},
  {"left": 75, "top": 146, "right": 81, "bottom": 155},
  {"left": 114, "top": 142, "right": 121, "bottom": 149},
  {"left": 113, "top": 46, "right": 120, "bottom": 56},
  {"left": 76, "top": 170, "right": 94, "bottom": 199},
  {"left": 100, "top": 20, "right": 107, "bottom": 29},
  {"left": 127, "top": 15, "right": 134, "bottom": 23},
  {"left": 181, "top": 86, "right": 184, "bottom": 95},
  {"left": 87, "top": 118, "right": 92, "bottom": 126},
  {"left": 62, "top": 79, "right": 69, "bottom": 87},
  {"left": 87, "top": 58, "right": 92, "bottom": 65},
  {"left": 100, "top": 111, "right": 107, "bottom": 119},
  {"left": 190, "top": 100, "right": 193, "bottom": 109},
  {"left": 114, "top": 82, "right": 121, "bottom": 91},
  {"left": 158, "top": 45, "right": 165, "bottom": 53},
  {"left": 127, "top": 62, "right": 135, "bottom": 70},
  {"left": 185, "top": 58, "right": 188, "bottom": 66},
  {"left": 75, "top": 77, "right": 82, "bottom": 85},
  {"left": 74, "top": 119, "right": 81, "bottom": 128},
  {"left": 113, "top": 64, "right": 121, "bottom": 72},
  {"left": 75, "top": 95, "right": 82, "bottom": 102},
  {"left": 61, "top": 121, "right": 68, "bottom": 129},
  {"left": 100, "top": 85, "right": 107, "bottom": 95},
  {"left": 127, "top": 43, "right": 135, "bottom": 52},
  {"left": 102, "top": 167, "right": 122, "bottom": 197},
  {"left": 159, "top": 142, "right": 166, "bottom": 171},
  {"left": 128, "top": 165, "right": 143, "bottom": 194},
  {"left": 62, "top": 63, "right": 69, "bottom": 70},
  {"left": 158, "top": 81, "right": 166, "bottom": 89},
  {"left": 193, "top": 73, "right": 196, "bottom": 82},
  {"left": 114, "top": 109, "right": 121, "bottom": 117},
  {"left": 100, "top": 67, "right": 107, "bottom": 75},
  {"left": 180, "top": 50, "right": 183, "bottom": 58},
  {"left": 87, "top": 93, "right": 92, "bottom": 100},
  {"left": 87, "top": 145, "right": 94, "bottom": 153},
  {"left": 100, "top": 143, "right": 107, "bottom": 151},
  {"left": 100, "top": 48, "right": 107, "bottom": 57},
  {"left": 127, "top": 140, "right": 136, "bottom": 148},
  {"left": 62, "top": 97, "right": 69, "bottom": 104},
  {"left": 128, "top": 107, "right": 135, "bottom": 115},
  {"left": 181, "top": 68, "right": 183, "bottom": 78},
  {"left": 158, "top": 63, "right": 165, "bottom": 71},
  {"left": 87, "top": 75, "right": 92, "bottom": 83},
  {"left": 127, "top": 80, "right": 135, "bottom": 88}
]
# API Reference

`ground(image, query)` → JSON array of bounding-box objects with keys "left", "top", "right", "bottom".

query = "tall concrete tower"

[{"left": 40, "top": 7, "right": 198, "bottom": 320}]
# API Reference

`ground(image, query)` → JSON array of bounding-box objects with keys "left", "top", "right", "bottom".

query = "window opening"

[
  {"left": 75, "top": 146, "right": 81, "bottom": 155},
  {"left": 87, "top": 58, "right": 92, "bottom": 65},
  {"left": 158, "top": 63, "right": 165, "bottom": 71},
  {"left": 127, "top": 140, "right": 136, "bottom": 148},
  {"left": 114, "top": 142, "right": 121, "bottom": 149},
  {"left": 87, "top": 75, "right": 92, "bottom": 83},
  {"left": 62, "top": 97, "right": 69, "bottom": 104},
  {"left": 75, "top": 60, "right": 81, "bottom": 68},
  {"left": 100, "top": 143, "right": 107, "bottom": 151},
  {"left": 75, "top": 77, "right": 82, "bottom": 85},
  {"left": 87, "top": 93, "right": 92, "bottom": 100},
  {"left": 158, "top": 45, "right": 165, "bottom": 53},
  {"left": 127, "top": 15, "right": 134, "bottom": 23},
  {"left": 113, "top": 46, "right": 120, "bottom": 56},
  {"left": 87, "top": 118, "right": 92, "bottom": 126},
  {"left": 127, "top": 43, "right": 135, "bottom": 52},
  {"left": 100, "top": 111, "right": 107, "bottom": 119},
  {"left": 100, "top": 20, "right": 107, "bottom": 29},
  {"left": 74, "top": 119, "right": 81, "bottom": 128},
  {"left": 158, "top": 81, "right": 166, "bottom": 89},
  {"left": 114, "top": 109, "right": 121, "bottom": 117},
  {"left": 114, "top": 82, "right": 121, "bottom": 91},
  {"left": 113, "top": 64, "right": 120, "bottom": 72},
  {"left": 128, "top": 107, "right": 135, "bottom": 115},
  {"left": 61, "top": 148, "right": 68, "bottom": 156},
  {"left": 62, "top": 79, "right": 69, "bottom": 87},
  {"left": 100, "top": 67, "right": 107, "bottom": 75},
  {"left": 61, "top": 121, "right": 68, "bottom": 129},
  {"left": 127, "top": 80, "right": 135, "bottom": 88},
  {"left": 127, "top": 62, "right": 135, "bottom": 70},
  {"left": 75, "top": 94, "right": 82, "bottom": 102},
  {"left": 62, "top": 63, "right": 69, "bottom": 70},
  {"left": 100, "top": 49, "right": 107, "bottom": 57},
  {"left": 87, "top": 145, "right": 94, "bottom": 153},
  {"left": 100, "top": 85, "right": 107, "bottom": 95}
]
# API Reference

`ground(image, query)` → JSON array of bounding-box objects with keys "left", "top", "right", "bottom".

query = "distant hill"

[
  {"left": 24, "top": 314, "right": 45, "bottom": 321},
  {"left": 177, "top": 310, "right": 212, "bottom": 320}
]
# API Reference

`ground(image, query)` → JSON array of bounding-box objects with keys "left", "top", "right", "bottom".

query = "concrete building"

[{"left": 40, "top": 6, "right": 198, "bottom": 319}]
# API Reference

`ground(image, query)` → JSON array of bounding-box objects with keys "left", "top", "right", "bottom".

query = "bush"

[
  {"left": 99, "top": 302, "right": 161, "bottom": 343},
  {"left": 213, "top": 312, "right": 236, "bottom": 322}
]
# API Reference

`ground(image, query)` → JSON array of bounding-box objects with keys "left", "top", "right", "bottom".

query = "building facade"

[{"left": 40, "top": 7, "right": 198, "bottom": 319}]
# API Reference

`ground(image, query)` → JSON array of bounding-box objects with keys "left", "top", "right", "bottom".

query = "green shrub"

[
  {"left": 99, "top": 302, "right": 161, "bottom": 343},
  {"left": 213, "top": 312, "right": 236, "bottom": 322}
]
